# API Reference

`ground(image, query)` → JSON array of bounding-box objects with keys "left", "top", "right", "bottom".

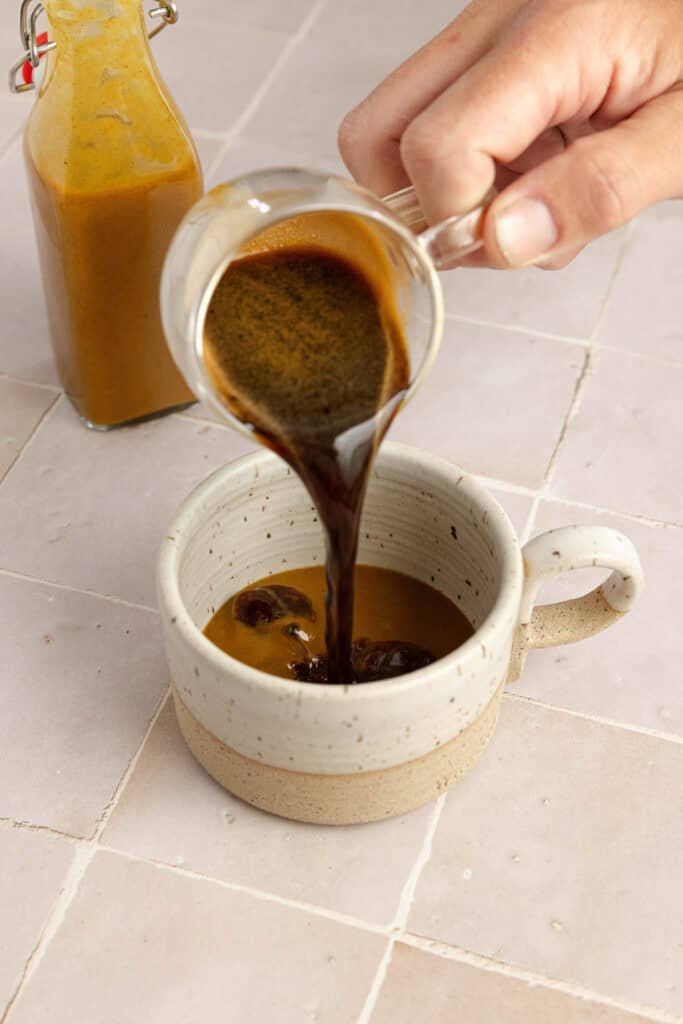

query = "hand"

[{"left": 338, "top": 0, "right": 683, "bottom": 268}]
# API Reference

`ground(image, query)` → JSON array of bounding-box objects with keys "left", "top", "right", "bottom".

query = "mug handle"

[{"left": 508, "top": 526, "right": 644, "bottom": 682}]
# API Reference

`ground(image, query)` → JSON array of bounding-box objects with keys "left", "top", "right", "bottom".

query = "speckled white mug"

[{"left": 157, "top": 443, "right": 643, "bottom": 825}]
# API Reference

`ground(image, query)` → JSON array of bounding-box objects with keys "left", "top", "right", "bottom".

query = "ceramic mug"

[{"left": 157, "top": 443, "right": 643, "bottom": 826}]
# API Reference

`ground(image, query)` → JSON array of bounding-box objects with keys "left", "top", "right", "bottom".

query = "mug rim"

[{"left": 157, "top": 442, "right": 524, "bottom": 704}]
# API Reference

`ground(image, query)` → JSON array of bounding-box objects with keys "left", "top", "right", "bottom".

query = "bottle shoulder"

[{"left": 25, "top": 50, "right": 202, "bottom": 196}]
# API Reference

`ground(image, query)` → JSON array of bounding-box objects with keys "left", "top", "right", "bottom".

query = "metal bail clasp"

[{"left": 9, "top": 0, "right": 180, "bottom": 94}]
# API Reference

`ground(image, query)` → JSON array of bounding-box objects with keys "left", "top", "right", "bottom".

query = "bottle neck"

[{"left": 44, "top": 0, "right": 149, "bottom": 60}]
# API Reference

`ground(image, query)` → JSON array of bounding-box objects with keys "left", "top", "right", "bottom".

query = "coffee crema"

[
  {"left": 203, "top": 232, "right": 410, "bottom": 685},
  {"left": 204, "top": 565, "right": 474, "bottom": 684}
]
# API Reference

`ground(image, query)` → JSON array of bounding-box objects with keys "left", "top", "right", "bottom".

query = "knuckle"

[
  {"left": 399, "top": 119, "right": 446, "bottom": 178},
  {"left": 337, "top": 107, "right": 367, "bottom": 168},
  {"left": 572, "top": 139, "right": 634, "bottom": 230}
]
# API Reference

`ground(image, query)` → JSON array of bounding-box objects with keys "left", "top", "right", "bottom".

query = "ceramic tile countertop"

[{"left": 1, "top": 1, "right": 682, "bottom": 1022}]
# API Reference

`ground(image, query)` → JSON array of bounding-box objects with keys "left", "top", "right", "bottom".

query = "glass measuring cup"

[{"left": 160, "top": 167, "right": 492, "bottom": 430}]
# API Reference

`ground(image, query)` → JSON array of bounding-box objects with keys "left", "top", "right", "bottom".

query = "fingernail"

[{"left": 494, "top": 197, "right": 558, "bottom": 267}]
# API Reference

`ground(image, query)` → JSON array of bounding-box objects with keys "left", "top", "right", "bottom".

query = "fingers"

[
  {"left": 399, "top": 9, "right": 613, "bottom": 223},
  {"left": 338, "top": 0, "right": 526, "bottom": 197},
  {"left": 483, "top": 90, "right": 683, "bottom": 267}
]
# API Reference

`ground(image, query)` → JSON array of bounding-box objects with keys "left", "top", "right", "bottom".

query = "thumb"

[{"left": 484, "top": 92, "right": 683, "bottom": 269}]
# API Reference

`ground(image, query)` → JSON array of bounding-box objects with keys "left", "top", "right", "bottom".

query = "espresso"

[
  {"left": 203, "top": 242, "right": 410, "bottom": 684},
  {"left": 204, "top": 565, "right": 474, "bottom": 684}
]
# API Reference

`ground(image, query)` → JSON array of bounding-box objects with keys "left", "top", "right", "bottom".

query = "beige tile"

[
  {"left": 179, "top": 0, "right": 316, "bottom": 33},
  {"left": 391, "top": 321, "right": 584, "bottom": 488},
  {"left": 489, "top": 489, "right": 533, "bottom": 541},
  {"left": 207, "top": 132, "right": 346, "bottom": 190},
  {"left": 0, "top": 574, "right": 168, "bottom": 836},
  {"left": 0, "top": 401, "right": 255, "bottom": 607},
  {"left": 191, "top": 132, "right": 226, "bottom": 179},
  {"left": 11, "top": 850, "right": 384, "bottom": 1023},
  {"left": 552, "top": 349, "right": 683, "bottom": 524},
  {"left": 0, "top": 140, "right": 59, "bottom": 386},
  {"left": 0, "top": 95, "right": 27, "bottom": 150},
  {"left": 409, "top": 699, "right": 683, "bottom": 1015},
  {"left": 104, "top": 700, "right": 433, "bottom": 924},
  {"left": 373, "top": 944, "right": 658, "bottom": 1023},
  {"left": 152, "top": 18, "right": 290, "bottom": 135},
  {"left": 440, "top": 230, "right": 626, "bottom": 340},
  {"left": 245, "top": 26, "right": 418, "bottom": 164},
  {"left": 310, "top": 0, "right": 468, "bottom": 45},
  {"left": 513, "top": 502, "right": 683, "bottom": 737},
  {"left": 0, "top": 378, "right": 56, "bottom": 481},
  {"left": 0, "top": 826, "right": 74, "bottom": 1015},
  {"left": 600, "top": 208, "right": 683, "bottom": 363}
]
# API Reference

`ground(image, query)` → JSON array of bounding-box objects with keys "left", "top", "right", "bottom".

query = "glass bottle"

[{"left": 15, "top": 0, "right": 202, "bottom": 428}]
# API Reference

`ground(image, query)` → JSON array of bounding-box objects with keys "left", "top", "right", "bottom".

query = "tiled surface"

[
  {"left": 0, "top": 573, "right": 167, "bottom": 837},
  {"left": 440, "top": 228, "right": 627, "bottom": 339},
  {"left": 0, "top": 141, "right": 59, "bottom": 386},
  {"left": 552, "top": 349, "right": 683, "bottom": 524},
  {"left": 514, "top": 502, "right": 683, "bottom": 737},
  {"left": 2, "top": 0, "right": 682, "bottom": 1020},
  {"left": 8, "top": 851, "right": 385, "bottom": 1024},
  {"left": 152, "top": 18, "right": 290, "bottom": 136},
  {"left": 104, "top": 700, "right": 433, "bottom": 925},
  {"left": 600, "top": 203, "right": 683, "bottom": 363},
  {"left": 409, "top": 699, "right": 683, "bottom": 1016},
  {"left": 393, "top": 320, "right": 585, "bottom": 488},
  {"left": 0, "top": 378, "right": 56, "bottom": 481},
  {"left": 0, "top": 400, "right": 255, "bottom": 608},
  {"left": 373, "top": 944, "right": 658, "bottom": 1023},
  {"left": 0, "top": 825, "right": 74, "bottom": 1015}
]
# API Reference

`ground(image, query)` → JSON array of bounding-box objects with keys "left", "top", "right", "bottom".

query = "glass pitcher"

[
  {"left": 11, "top": 0, "right": 202, "bottom": 429},
  {"left": 160, "top": 167, "right": 492, "bottom": 434}
]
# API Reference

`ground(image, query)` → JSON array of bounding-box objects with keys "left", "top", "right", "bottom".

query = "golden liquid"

[
  {"left": 24, "top": 0, "right": 202, "bottom": 427},
  {"left": 204, "top": 565, "right": 474, "bottom": 682}
]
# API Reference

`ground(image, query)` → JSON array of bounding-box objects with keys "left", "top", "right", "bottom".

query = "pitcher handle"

[{"left": 383, "top": 184, "right": 496, "bottom": 269}]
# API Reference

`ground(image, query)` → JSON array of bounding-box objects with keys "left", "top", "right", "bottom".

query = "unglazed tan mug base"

[
  {"left": 172, "top": 683, "right": 504, "bottom": 826},
  {"left": 158, "top": 445, "right": 643, "bottom": 828}
]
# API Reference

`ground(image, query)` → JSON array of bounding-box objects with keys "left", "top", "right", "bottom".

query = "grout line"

[
  {"left": 542, "top": 347, "right": 594, "bottom": 486},
  {"left": 530, "top": 222, "right": 635, "bottom": 506},
  {"left": 192, "top": 128, "right": 231, "bottom": 143},
  {"left": 0, "top": 844, "right": 96, "bottom": 1024},
  {"left": 475, "top": 473, "right": 682, "bottom": 530},
  {"left": 444, "top": 312, "right": 591, "bottom": 348},
  {"left": 356, "top": 794, "right": 447, "bottom": 1024},
  {"left": 392, "top": 794, "right": 445, "bottom": 933},
  {"left": 0, "top": 389, "right": 61, "bottom": 486},
  {"left": 1, "top": 691, "right": 171, "bottom": 1021},
  {"left": 90, "top": 687, "right": 172, "bottom": 841},
  {"left": 97, "top": 844, "right": 388, "bottom": 937},
  {"left": 448, "top": 308, "right": 683, "bottom": 371},
  {"left": 398, "top": 934, "right": 679, "bottom": 1024},
  {"left": 205, "top": 0, "right": 329, "bottom": 183},
  {"left": 356, "top": 941, "right": 393, "bottom": 1024},
  {"left": 0, "top": 567, "right": 158, "bottom": 615},
  {"left": 0, "top": 372, "right": 62, "bottom": 394},
  {"left": 503, "top": 690, "right": 683, "bottom": 747},
  {"left": 0, "top": 817, "right": 81, "bottom": 844},
  {"left": 0, "top": 125, "right": 24, "bottom": 164},
  {"left": 0, "top": 392, "right": 63, "bottom": 485},
  {"left": 520, "top": 494, "right": 540, "bottom": 545},
  {"left": 30, "top": 834, "right": 677, "bottom": 1024},
  {"left": 591, "top": 221, "right": 635, "bottom": 346}
]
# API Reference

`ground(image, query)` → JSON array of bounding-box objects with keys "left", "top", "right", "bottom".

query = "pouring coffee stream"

[{"left": 161, "top": 171, "right": 493, "bottom": 685}]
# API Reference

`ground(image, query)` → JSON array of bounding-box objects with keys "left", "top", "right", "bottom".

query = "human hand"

[{"left": 338, "top": 0, "right": 683, "bottom": 268}]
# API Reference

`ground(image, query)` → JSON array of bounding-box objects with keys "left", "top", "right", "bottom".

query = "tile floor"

[{"left": 0, "top": 0, "right": 681, "bottom": 1021}]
